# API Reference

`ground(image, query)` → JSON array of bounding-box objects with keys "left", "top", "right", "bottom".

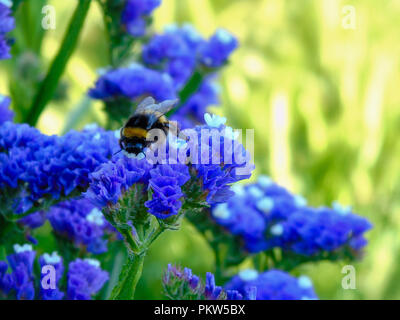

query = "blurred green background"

[{"left": 1, "top": 0, "right": 400, "bottom": 299}]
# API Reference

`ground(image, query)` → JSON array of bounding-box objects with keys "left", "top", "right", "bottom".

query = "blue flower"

[
  {"left": 121, "top": 0, "right": 161, "bottom": 37},
  {"left": 0, "top": 121, "right": 47, "bottom": 152},
  {"left": 18, "top": 210, "right": 47, "bottom": 229},
  {"left": 145, "top": 164, "right": 190, "bottom": 219},
  {"left": 226, "top": 286, "right": 257, "bottom": 300},
  {"left": 38, "top": 252, "right": 65, "bottom": 300},
  {"left": 163, "top": 264, "right": 201, "bottom": 293},
  {"left": 281, "top": 206, "right": 373, "bottom": 256},
  {"left": 84, "top": 112, "right": 253, "bottom": 219},
  {"left": 189, "top": 122, "right": 254, "bottom": 204},
  {"left": 210, "top": 176, "right": 372, "bottom": 258},
  {"left": 204, "top": 272, "right": 223, "bottom": 300},
  {"left": 142, "top": 25, "right": 236, "bottom": 128},
  {"left": 2, "top": 244, "right": 36, "bottom": 300},
  {"left": 7, "top": 244, "right": 36, "bottom": 276},
  {"left": 199, "top": 29, "right": 238, "bottom": 68},
  {"left": 47, "top": 198, "right": 115, "bottom": 254},
  {"left": 67, "top": 258, "right": 109, "bottom": 300},
  {"left": 225, "top": 269, "right": 318, "bottom": 300},
  {"left": 162, "top": 264, "right": 253, "bottom": 300},
  {"left": 0, "top": 260, "right": 13, "bottom": 295},
  {"left": 84, "top": 157, "right": 146, "bottom": 208},
  {"left": 88, "top": 64, "right": 176, "bottom": 102},
  {"left": 0, "top": 246, "right": 109, "bottom": 300},
  {"left": 142, "top": 24, "right": 204, "bottom": 87},
  {"left": 0, "top": 94, "right": 13, "bottom": 124},
  {"left": 0, "top": 123, "right": 119, "bottom": 214},
  {"left": 86, "top": 157, "right": 190, "bottom": 219},
  {"left": 0, "top": 1, "right": 15, "bottom": 60}
]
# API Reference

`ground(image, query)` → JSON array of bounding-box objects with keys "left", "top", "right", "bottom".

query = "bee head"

[{"left": 124, "top": 141, "right": 144, "bottom": 156}]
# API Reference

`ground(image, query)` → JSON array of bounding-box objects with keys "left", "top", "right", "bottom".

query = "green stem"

[
  {"left": 119, "top": 227, "right": 141, "bottom": 255},
  {"left": 108, "top": 220, "right": 168, "bottom": 300},
  {"left": 166, "top": 70, "right": 204, "bottom": 117},
  {"left": 109, "top": 252, "right": 145, "bottom": 300},
  {"left": 143, "top": 224, "right": 165, "bottom": 247},
  {"left": 24, "top": 0, "right": 91, "bottom": 125},
  {"left": 103, "top": 244, "right": 125, "bottom": 299}
]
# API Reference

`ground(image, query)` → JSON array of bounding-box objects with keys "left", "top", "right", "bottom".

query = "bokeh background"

[{"left": 1, "top": 0, "right": 400, "bottom": 299}]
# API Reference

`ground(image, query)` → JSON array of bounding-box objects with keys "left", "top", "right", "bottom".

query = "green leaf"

[{"left": 24, "top": 0, "right": 92, "bottom": 126}]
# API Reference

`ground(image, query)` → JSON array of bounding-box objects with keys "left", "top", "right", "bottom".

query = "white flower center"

[
  {"left": 257, "top": 175, "right": 272, "bottom": 188},
  {"left": 256, "top": 197, "right": 274, "bottom": 213},
  {"left": 84, "top": 123, "right": 99, "bottom": 131},
  {"left": 215, "top": 29, "right": 233, "bottom": 44},
  {"left": 0, "top": 0, "right": 12, "bottom": 8},
  {"left": 298, "top": 275, "right": 313, "bottom": 289},
  {"left": 43, "top": 252, "right": 61, "bottom": 264},
  {"left": 212, "top": 203, "right": 231, "bottom": 219},
  {"left": 248, "top": 186, "right": 264, "bottom": 198},
  {"left": 86, "top": 208, "right": 104, "bottom": 226},
  {"left": 13, "top": 243, "right": 33, "bottom": 253},
  {"left": 239, "top": 269, "right": 258, "bottom": 281},
  {"left": 270, "top": 224, "right": 284, "bottom": 236},
  {"left": 294, "top": 195, "right": 307, "bottom": 207},
  {"left": 231, "top": 184, "right": 245, "bottom": 196},
  {"left": 84, "top": 258, "right": 100, "bottom": 268},
  {"left": 204, "top": 113, "right": 227, "bottom": 128},
  {"left": 332, "top": 201, "right": 351, "bottom": 215}
]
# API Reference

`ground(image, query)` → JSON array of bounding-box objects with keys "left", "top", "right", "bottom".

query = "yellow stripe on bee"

[
  {"left": 123, "top": 127, "right": 148, "bottom": 138},
  {"left": 158, "top": 115, "right": 168, "bottom": 124}
]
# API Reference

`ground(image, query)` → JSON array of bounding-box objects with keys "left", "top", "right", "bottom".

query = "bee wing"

[
  {"left": 135, "top": 96, "right": 156, "bottom": 114},
  {"left": 155, "top": 99, "right": 180, "bottom": 115},
  {"left": 135, "top": 97, "right": 179, "bottom": 115}
]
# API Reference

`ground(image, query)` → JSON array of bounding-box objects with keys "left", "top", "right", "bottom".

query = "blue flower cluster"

[
  {"left": 19, "top": 210, "right": 47, "bottom": 229},
  {"left": 199, "top": 29, "right": 239, "bottom": 68},
  {"left": 190, "top": 115, "right": 254, "bottom": 204},
  {"left": 38, "top": 251, "right": 64, "bottom": 300},
  {"left": 89, "top": 23, "right": 237, "bottom": 129},
  {"left": 0, "top": 244, "right": 109, "bottom": 300},
  {"left": 67, "top": 258, "right": 109, "bottom": 300},
  {"left": 142, "top": 24, "right": 238, "bottom": 127},
  {"left": 225, "top": 269, "right": 318, "bottom": 300},
  {"left": 0, "top": 123, "right": 118, "bottom": 214},
  {"left": 145, "top": 164, "right": 190, "bottom": 219},
  {"left": 172, "top": 80, "right": 220, "bottom": 129},
  {"left": 89, "top": 64, "right": 176, "bottom": 103},
  {"left": 85, "top": 114, "right": 253, "bottom": 218},
  {"left": 142, "top": 24, "right": 238, "bottom": 85},
  {"left": 162, "top": 264, "right": 255, "bottom": 300},
  {"left": 85, "top": 155, "right": 191, "bottom": 219},
  {"left": 163, "top": 264, "right": 200, "bottom": 297},
  {"left": 121, "top": 0, "right": 161, "bottom": 37},
  {"left": 0, "top": 244, "right": 36, "bottom": 299},
  {"left": 47, "top": 198, "right": 117, "bottom": 254},
  {"left": 212, "top": 176, "right": 372, "bottom": 257},
  {"left": 0, "top": 1, "right": 15, "bottom": 60},
  {"left": 84, "top": 156, "right": 151, "bottom": 208},
  {"left": 0, "top": 94, "right": 13, "bottom": 124}
]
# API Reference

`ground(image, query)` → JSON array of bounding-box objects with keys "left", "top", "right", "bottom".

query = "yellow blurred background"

[{"left": 2, "top": 0, "right": 400, "bottom": 299}]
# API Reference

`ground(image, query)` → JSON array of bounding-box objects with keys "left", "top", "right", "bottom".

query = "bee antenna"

[{"left": 113, "top": 149, "right": 123, "bottom": 156}]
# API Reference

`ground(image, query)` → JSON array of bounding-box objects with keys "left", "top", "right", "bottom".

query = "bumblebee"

[{"left": 118, "top": 97, "right": 178, "bottom": 157}]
